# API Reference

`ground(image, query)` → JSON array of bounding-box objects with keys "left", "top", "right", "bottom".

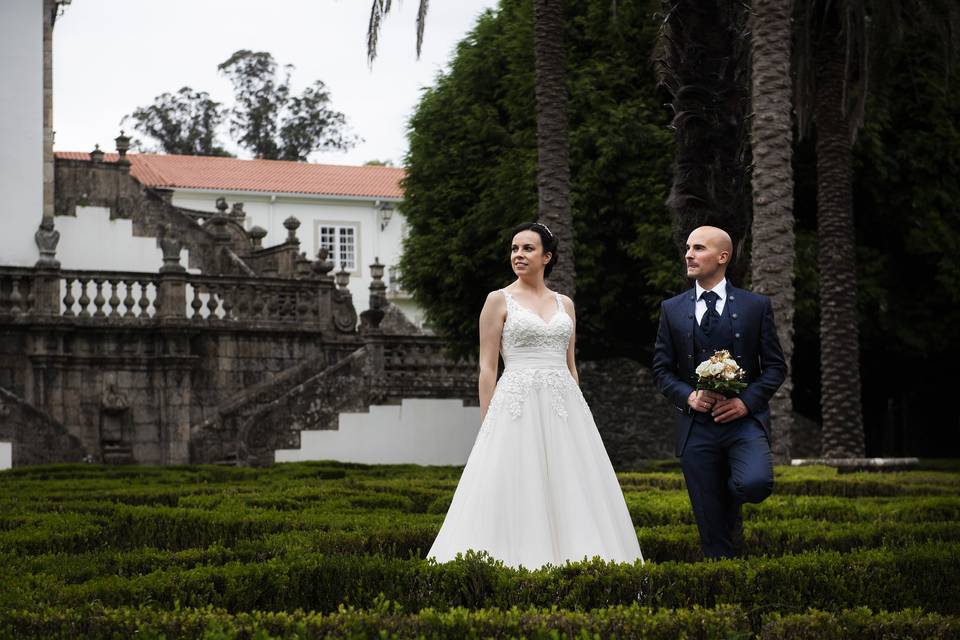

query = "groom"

[{"left": 652, "top": 226, "right": 786, "bottom": 558}]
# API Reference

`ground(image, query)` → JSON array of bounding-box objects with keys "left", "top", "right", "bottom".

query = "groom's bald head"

[{"left": 685, "top": 226, "right": 732, "bottom": 286}]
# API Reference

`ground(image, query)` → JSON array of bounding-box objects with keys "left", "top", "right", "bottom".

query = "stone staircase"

[
  {"left": 0, "top": 385, "right": 87, "bottom": 466},
  {"left": 190, "top": 336, "right": 477, "bottom": 467}
]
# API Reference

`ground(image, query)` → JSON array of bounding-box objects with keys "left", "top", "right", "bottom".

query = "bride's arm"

[
  {"left": 561, "top": 295, "right": 579, "bottom": 385},
  {"left": 478, "top": 292, "right": 506, "bottom": 421}
]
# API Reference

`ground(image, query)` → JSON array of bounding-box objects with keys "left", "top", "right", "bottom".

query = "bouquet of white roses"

[{"left": 695, "top": 349, "right": 747, "bottom": 396}]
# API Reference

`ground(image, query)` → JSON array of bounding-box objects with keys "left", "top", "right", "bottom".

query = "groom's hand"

[
  {"left": 712, "top": 397, "right": 748, "bottom": 423},
  {"left": 687, "top": 390, "right": 724, "bottom": 413}
]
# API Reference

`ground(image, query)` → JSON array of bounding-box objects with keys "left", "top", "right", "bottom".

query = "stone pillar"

[
  {"left": 156, "top": 333, "right": 193, "bottom": 465},
  {"left": 32, "top": 217, "right": 61, "bottom": 317},
  {"left": 156, "top": 236, "right": 186, "bottom": 320},
  {"left": 42, "top": 0, "right": 54, "bottom": 221}
]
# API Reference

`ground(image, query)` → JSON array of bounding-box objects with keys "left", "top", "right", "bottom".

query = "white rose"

[
  {"left": 695, "top": 361, "right": 711, "bottom": 376},
  {"left": 723, "top": 358, "right": 738, "bottom": 369},
  {"left": 722, "top": 369, "right": 737, "bottom": 380},
  {"left": 709, "top": 362, "right": 726, "bottom": 376}
]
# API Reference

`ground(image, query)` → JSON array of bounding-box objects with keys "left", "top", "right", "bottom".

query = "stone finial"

[
  {"left": 114, "top": 130, "right": 131, "bottom": 166},
  {"left": 230, "top": 202, "right": 245, "bottom": 219},
  {"left": 89, "top": 144, "right": 104, "bottom": 163},
  {"left": 283, "top": 216, "right": 301, "bottom": 245},
  {"left": 312, "top": 247, "right": 334, "bottom": 278},
  {"left": 215, "top": 197, "right": 229, "bottom": 215},
  {"left": 369, "top": 257, "right": 388, "bottom": 310},
  {"left": 248, "top": 225, "right": 267, "bottom": 249},
  {"left": 159, "top": 235, "right": 186, "bottom": 273},
  {"left": 361, "top": 257, "right": 388, "bottom": 331},
  {"left": 335, "top": 263, "right": 350, "bottom": 289},
  {"left": 34, "top": 217, "right": 61, "bottom": 269}
]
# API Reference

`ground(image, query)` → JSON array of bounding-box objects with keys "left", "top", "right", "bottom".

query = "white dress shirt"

[{"left": 695, "top": 279, "right": 727, "bottom": 324}]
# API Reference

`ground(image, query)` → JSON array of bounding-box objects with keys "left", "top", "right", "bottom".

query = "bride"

[{"left": 428, "top": 222, "right": 643, "bottom": 569}]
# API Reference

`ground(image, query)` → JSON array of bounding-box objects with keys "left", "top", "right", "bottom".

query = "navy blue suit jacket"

[{"left": 652, "top": 284, "right": 787, "bottom": 456}]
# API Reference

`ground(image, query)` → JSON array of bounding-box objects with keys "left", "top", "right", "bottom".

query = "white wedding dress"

[{"left": 428, "top": 289, "right": 643, "bottom": 569}]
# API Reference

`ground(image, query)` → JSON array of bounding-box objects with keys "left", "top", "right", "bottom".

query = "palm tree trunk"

[
  {"left": 815, "top": 14, "right": 865, "bottom": 458},
  {"left": 659, "top": 0, "right": 751, "bottom": 279},
  {"left": 749, "top": 0, "right": 796, "bottom": 461},
  {"left": 533, "top": 0, "right": 574, "bottom": 297}
]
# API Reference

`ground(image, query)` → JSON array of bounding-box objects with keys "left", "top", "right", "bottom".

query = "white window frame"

[{"left": 314, "top": 221, "right": 361, "bottom": 273}]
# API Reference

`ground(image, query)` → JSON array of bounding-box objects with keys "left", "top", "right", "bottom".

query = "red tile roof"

[{"left": 54, "top": 152, "right": 405, "bottom": 199}]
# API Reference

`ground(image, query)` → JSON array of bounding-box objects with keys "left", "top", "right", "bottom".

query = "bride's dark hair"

[{"left": 510, "top": 222, "right": 560, "bottom": 278}]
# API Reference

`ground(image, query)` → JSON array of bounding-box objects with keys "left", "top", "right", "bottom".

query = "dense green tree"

[
  {"left": 656, "top": 0, "right": 752, "bottom": 277},
  {"left": 367, "top": 0, "right": 575, "bottom": 295},
  {"left": 400, "top": 0, "right": 676, "bottom": 358},
  {"left": 122, "top": 87, "right": 231, "bottom": 156},
  {"left": 218, "top": 50, "right": 356, "bottom": 161}
]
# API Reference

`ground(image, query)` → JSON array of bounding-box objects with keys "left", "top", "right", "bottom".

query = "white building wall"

[
  {"left": 55, "top": 206, "right": 190, "bottom": 272},
  {"left": 171, "top": 190, "right": 415, "bottom": 318},
  {"left": 275, "top": 399, "right": 480, "bottom": 465},
  {"left": 0, "top": 0, "right": 43, "bottom": 266}
]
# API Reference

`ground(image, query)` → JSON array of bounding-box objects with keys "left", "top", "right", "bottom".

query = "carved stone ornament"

[
  {"left": 159, "top": 235, "right": 186, "bottom": 273},
  {"left": 34, "top": 217, "right": 60, "bottom": 268},
  {"left": 101, "top": 384, "right": 129, "bottom": 412}
]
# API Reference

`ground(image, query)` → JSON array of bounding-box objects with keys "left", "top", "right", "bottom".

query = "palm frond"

[
  {"left": 367, "top": 0, "right": 393, "bottom": 66},
  {"left": 415, "top": 0, "right": 430, "bottom": 58}
]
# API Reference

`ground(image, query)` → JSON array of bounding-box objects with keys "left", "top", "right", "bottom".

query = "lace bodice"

[
  {"left": 500, "top": 289, "right": 572, "bottom": 358},
  {"left": 484, "top": 289, "right": 585, "bottom": 423}
]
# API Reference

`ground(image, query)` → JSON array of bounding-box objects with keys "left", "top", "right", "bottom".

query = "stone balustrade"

[
  {"left": 0, "top": 267, "right": 38, "bottom": 316},
  {"left": 60, "top": 270, "right": 158, "bottom": 318},
  {"left": 0, "top": 266, "right": 353, "bottom": 333}
]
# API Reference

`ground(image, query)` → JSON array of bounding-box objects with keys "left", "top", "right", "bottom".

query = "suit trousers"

[{"left": 680, "top": 414, "right": 774, "bottom": 558}]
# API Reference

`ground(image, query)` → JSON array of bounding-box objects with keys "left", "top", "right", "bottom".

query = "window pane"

[{"left": 340, "top": 227, "right": 355, "bottom": 270}]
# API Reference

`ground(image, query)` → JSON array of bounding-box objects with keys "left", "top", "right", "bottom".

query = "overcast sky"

[{"left": 53, "top": 0, "right": 500, "bottom": 166}]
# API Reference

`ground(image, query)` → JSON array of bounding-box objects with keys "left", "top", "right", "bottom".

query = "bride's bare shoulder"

[
  {"left": 482, "top": 290, "right": 508, "bottom": 311},
  {"left": 552, "top": 291, "right": 575, "bottom": 312}
]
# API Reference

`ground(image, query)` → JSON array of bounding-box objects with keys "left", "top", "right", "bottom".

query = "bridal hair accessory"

[
  {"left": 695, "top": 349, "right": 747, "bottom": 396},
  {"left": 532, "top": 222, "right": 553, "bottom": 238}
]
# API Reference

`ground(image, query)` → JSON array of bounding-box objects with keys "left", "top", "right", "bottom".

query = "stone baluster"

[
  {"left": 92, "top": 278, "right": 106, "bottom": 317},
  {"left": 77, "top": 277, "right": 91, "bottom": 318},
  {"left": 189, "top": 286, "right": 203, "bottom": 321},
  {"left": 205, "top": 284, "right": 220, "bottom": 319},
  {"left": 122, "top": 279, "right": 136, "bottom": 318},
  {"left": 8, "top": 276, "right": 23, "bottom": 315},
  {"left": 107, "top": 279, "right": 121, "bottom": 318},
  {"left": 233, "top": 284, "right": 249, "bottom": 320},
  {"left": 137, "top": 280, "right": 151, "bottom": 317},
  {"left": 250, "top": 286, "right": 265, "bottom": 319},
  {"left": 62, "top": 278, "right": 76, "bottom": 317},
  {"left": 221, "top": 285, "right": 235, "bottom": 321}
]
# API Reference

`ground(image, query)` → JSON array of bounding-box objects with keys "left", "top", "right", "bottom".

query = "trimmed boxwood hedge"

[
  {"left": 2, "top": 604, "right": 956, "bottom": 639},
  {"left": 3, "top": 461, "right": 959, "bottom": 639}
]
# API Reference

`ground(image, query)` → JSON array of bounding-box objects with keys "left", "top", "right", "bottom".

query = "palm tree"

[
  {"left": 793, "top": 0, "right": 958, "bottom": 458},
  {"left": 656, "top": 0, "right": 752, "bottom": 277},
  {"left": 748, "top": 0, "right": 796, "bottom": 461},
  {"left": 366, "top": 0, "right": 575, "bottom": 296}
]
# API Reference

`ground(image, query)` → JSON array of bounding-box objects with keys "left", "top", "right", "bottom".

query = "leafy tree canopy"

[
  {"left": 122, "top": 87, "right": 232, "bottom": 157},
  {"left": 400, "top": 0, "right": 679, "bottom": 359},
  {"left": 124, "top": 51, "right": 356, "bottom": 160},
  {"left": 218, "top": 50, "right": 357, "bottom": 161}
]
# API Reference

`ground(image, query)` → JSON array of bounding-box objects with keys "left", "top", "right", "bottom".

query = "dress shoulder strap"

[{"left": 553, "top": 292, "right": 564, "bottom": 311}]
